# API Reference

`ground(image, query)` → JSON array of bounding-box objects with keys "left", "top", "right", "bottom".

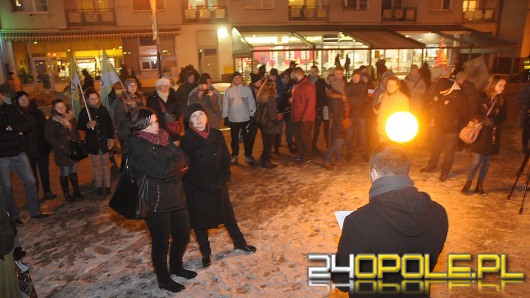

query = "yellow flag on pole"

[
  {"left": 70, "top": 57, "right": 82, "bottom": 119},
  {"left": 100, "top": 50, "right": 120, "bottom": 110}
]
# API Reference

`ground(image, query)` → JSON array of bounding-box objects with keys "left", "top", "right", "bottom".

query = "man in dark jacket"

[
  {"left": 420, "top": 78, "right": 469, "bottom": 182},
  {"left": 309, "top": 65, "right": 330, "bottom": 153},
  {"left": 0, "top": 89, "right": 48, "bottom": 223},
  {"left": 345, "top": 69, "right": 369, "bottom": 161},
  {"left": 176, "top": 70, "right": 197, "bottom": 119},
  {"left": 290, "top": 67, "right": 316, "bottom": 162},
  {"left": 332, "top": 142, "right": 448, "bottom": 296}
]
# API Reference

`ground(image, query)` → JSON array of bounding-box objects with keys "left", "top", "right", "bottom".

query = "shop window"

[
  {"left": 344, "top": 0, "right": 368, "bottom": 10},
  {"left": 140, "top": 58, "right": 158, "bottom": 71},
  {"left": 133, "top": 0, "right": 164, "bottom": 11},
  {"left": 187, "top": 0, "right": 219, "bottom": 8},
  {"left": 430, "top": 0, "right": 451, "bottom": 11},
  {"left": 11, "top": 0, "right": 48, "bottom": 12},
  {"left": 463, "top": 0, "right": 478, "bottom": 11},
  {"left": 244, "top": 0, "right": 274, "bottom": 9}
]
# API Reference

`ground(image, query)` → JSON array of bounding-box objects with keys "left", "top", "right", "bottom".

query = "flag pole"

[
  {"left": 77, "top": 82, "right": 92, "bottom": 122},
  {"left": 150, "top": 0, "right": 162, "bottom": 78}
]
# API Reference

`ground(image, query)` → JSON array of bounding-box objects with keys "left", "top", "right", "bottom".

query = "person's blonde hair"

[
  {"left": 484, "top": 75, "right": 507, "bottom": 104},
  {"left": 256, "top": 79, "right": 276, "bottom": 103}
]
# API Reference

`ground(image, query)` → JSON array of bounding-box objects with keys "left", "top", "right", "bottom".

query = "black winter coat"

[
  {"left": 18, "top": 102, "right": 51, "bottom": 156},
  {"left": 0, "top": 103, "right": 30, "bottom": 158},
  {"left": 345, "top": 81, "right": 369, "bottom": 118},
  {"left": 147, "top": 89, "right": 181, "bottom": 141},
  {"left": 332, "top": 185, "right": 448, "bottom": 290},
  {"left": 45, "top": 116, "right": 80, "bottom": 167},
  {"left": 77, "top": 104, "right": 114, "bottom": 154},
  {"left": 124, "top": 135, "right": 188, "bottom": 213},
  {"left": 180, "top": 127, "right": 237, "bottom": 229},
  {"left": 432, "top": 89, "right": 469, "bottom": 133},
  {"left": 469, "top": 93, "right": 508, "bottom": 156}
]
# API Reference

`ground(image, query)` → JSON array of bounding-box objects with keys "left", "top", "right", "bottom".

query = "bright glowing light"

[
  {"left": 217, "top": 27, "right": 228, "bottom": 39},
  {"left": 385, "top": 112, "right": 418, "bottom": 143}
]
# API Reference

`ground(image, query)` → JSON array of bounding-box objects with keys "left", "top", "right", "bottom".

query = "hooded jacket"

[{"left": 332, "top": 176, "right": 448, "bottom": 293}]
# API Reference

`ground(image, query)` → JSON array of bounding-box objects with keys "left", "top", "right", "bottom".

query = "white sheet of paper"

[{"left": 335, "top": 211, "right": 354, "bottom": 230}]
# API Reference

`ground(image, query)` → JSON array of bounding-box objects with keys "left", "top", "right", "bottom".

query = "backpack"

[{"left": 254, "top": 102, "right": 273, "bottom": 128}]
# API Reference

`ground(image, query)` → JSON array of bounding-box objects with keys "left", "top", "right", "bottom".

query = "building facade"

[{"left": 0, "top": 0, "right": 528, "bottom": 92}]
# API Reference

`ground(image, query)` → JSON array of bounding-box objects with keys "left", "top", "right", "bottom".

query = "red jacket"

[{"left": 291, "top": 76, "right": 316, "bottom": 122}]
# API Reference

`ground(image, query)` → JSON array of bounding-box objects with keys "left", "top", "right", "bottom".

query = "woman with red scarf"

[
  {"left": 180, "top": 103, "right": 256, "bottom": 269},
  {"left": 124, "top": 108, "right": 196, "bottom": 293}
]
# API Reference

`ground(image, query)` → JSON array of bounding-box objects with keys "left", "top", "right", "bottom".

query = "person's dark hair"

[
  {"left": 370, "top": 141, "right": 411, "bottom": 177},
  {"left": 13, "top": 91, "right": 29, "bottom": 105},
  {"left": 82, "top": 69, "right": 90, "bottom": 76},
  {"left": 84, "top": 87, "right": 99, "bottom": 99},
  {"left": 386, "top": 76, "right": 401, "bottom": 89},
  {"left": 310, "top": 65, "right": 319, "bottom": 71},
  {"left": 130, "top": 108, "right": 156, "bottom": 133},
  {"left": 280, "top": 72, "right": 290, "bottom": 80},
  {"left": 484, "top": 75, "right": 507, "bottom": 97}
]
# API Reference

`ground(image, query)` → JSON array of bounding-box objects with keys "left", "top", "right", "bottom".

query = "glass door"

[{"left": 32, "top": 57, "right": 53, "bottom": 90}]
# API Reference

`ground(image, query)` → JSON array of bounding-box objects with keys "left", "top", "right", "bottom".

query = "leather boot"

[
  {"left": 475, "top": 181, "right": 486, "bottom": 196},
  {"left": 69, "top": 173, "right": 83, "bottom": 198},
  {"left": 461, "top": 181, "right": 472, "bottom": 194},
  {"left": 156, "top": 275, "right": 185, "bottom": 293},
  {"left": 60, "top": 176, "right": 74, "bottom": 202}
]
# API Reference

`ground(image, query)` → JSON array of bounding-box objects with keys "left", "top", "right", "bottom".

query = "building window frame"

[
  {"left": 343, "top": 0, "right": 369, "bottom": 10},
  {"left": 430, "top": 0, "right": 452, "bottom": 11},
  {"left": 11, "top": 0, "right": 48, "bottom": 13}
]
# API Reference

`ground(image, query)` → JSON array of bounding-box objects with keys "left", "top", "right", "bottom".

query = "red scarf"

[
  {"left": 137, "top": 129, "right": 170, "bottom": 146},
  {"left": 191, "top": 125, "right": 210, "bottom": 139}
]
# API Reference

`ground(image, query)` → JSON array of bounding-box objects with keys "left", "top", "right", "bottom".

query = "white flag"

[
  {"left": 100, "top": 50, "right": 120, "bottom": 110},
  {"left": 70, "top": 57, "right": 82, "bottom": 119}
]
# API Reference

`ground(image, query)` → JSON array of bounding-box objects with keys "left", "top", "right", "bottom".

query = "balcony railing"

[
  {"left": 462, "top": 9, "right": 495, "bottom": 22},
  {"left": 183, "top": 6, "right": 227, "bottom": 23},
  {"left": 289, "top": 6, "right": 329, "bottom": 21},
  {"left": 65, "top": 9, "right": 116, "bottom": 27},
  {"left": 381, "top": 7, "right": 416, "bottom": 22}
]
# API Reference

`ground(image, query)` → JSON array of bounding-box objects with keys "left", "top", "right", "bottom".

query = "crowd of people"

[{"left": 0, "top": 59, "right": 526, "bottom": 295}]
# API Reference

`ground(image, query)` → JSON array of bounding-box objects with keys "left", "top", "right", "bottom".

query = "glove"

[
  {"left": 224, "top": 117, "right": 230, "bottom": 127},
  {"left": 250, "top": 116, "right": 257, "bottom": 124},
  {"left": 107, "top": 139, "right": 114, "bottom": 150},
  {"left": 87, "top": 120, "right": 97, "bottom": 129}
]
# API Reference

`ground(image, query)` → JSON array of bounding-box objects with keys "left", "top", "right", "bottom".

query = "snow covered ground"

[{"left": 11, "top": 83, "right": 530, "bottom": 297}]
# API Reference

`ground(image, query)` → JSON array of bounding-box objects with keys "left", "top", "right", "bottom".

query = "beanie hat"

[
  {"left": 184, "top": 103, "right": 206, "bottom": 128},
  {"left": 436, "top": 78, "right": 453, "bottom": 93},
  {"left": 155, "top": 77, "right": 170, "bottom": 88}
]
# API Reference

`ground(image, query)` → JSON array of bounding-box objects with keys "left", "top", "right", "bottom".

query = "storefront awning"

[
  {"left": 347, "top": 30, "right": 425, "bottom": 49},
  {"left": 0, "top": 27, "right": 180, "bottom": 41}
]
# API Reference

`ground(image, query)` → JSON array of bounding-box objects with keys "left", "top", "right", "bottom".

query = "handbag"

[
  {"left": 157, "top": 99, "right": 182, "bottom": 136},
  {"left": 458, "top": 97, "right": 498, "bottom": 144},
  {"left": 68, "top": 139, "right": 88, "bottom": 161},
  {"left": 108, "top": 157, "right": 149, "bottom": 220},
  {"left": 254, "top": 103, "right": 273, "bottom": 128}
]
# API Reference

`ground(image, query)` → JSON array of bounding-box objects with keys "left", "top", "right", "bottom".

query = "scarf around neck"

[
  {"left": 137, "top": 129, "right": 170, "bottom": 146},
  {"left": 369, "top": 175, "right": 415, "bottom": 199},
  {"left": 157, "top": 90, "right": 169, "bottom": 102},
  {"left": 191, "top": 125, "right": 210, "bottom": 139},
  {"left": 52, "top": 113, "right": 72, "bottom": 131}
]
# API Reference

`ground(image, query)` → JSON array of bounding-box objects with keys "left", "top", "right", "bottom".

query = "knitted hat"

[
  {"left": 155, "top": 77, "right": 170, "bottom": 87},
  {"left": 184, "top": 103, "right": 206, "bottom": 128},
  {"left": 436, "top": 78, "right": 453, "bottom": 93},
  {"left": 250, "top": 73, "right": 262, "bottom": 84}
]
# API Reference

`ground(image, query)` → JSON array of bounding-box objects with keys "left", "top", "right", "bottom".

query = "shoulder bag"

[
  {"left": 108, "top": 157, "right": 149, "bottom": 220},
  {"left": 68, "top": 139, "right": 88, "bottom": 161},
  {"left": 459, "top": 97, "right": 498, "bottom": 144}
]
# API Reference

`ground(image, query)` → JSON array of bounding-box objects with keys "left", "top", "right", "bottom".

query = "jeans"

[
  {"left": 467, "top": 153, "right": 492, "bottom": 182},
  {"left": 275, "top": 118, "right": 294, "bottom": 149},
  {"left": 345, "top": 117, "right": 367, "bottom": 154},
  {"left": 145, "top": 208, "right": 190, "bottom": 280},
  {"left": 229, "top": 121, "right": 255, "bottom": 157},
  {"left": 60, "top": 164, "right": 77, "bottom": 177},
  {"left": 427, "top": 132, "right": 459, "bottom": 174},
  {"left": 325, "top": 139, "right": 345, "bottom": 163},
  {"left": 0, "top": 152, "right": 41, "bottom": 218},
  {"left": 259, "top": 130, "right": 275, "bottom": 162},
  {"left": 89, "top": 151, "right": 111, "bottom": 188},
  {"left": 293, "top": 121, "right": 314, "bottom": 159}
]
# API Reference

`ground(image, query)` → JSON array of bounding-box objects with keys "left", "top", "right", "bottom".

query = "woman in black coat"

[
  {"left": 78, "top": 88, "right": 115, "bottom": 195},
  {"left": 124, "top": 108, "right": 195, "bottom": 293},
  {"left": 255, "top": 79, "right": 280, "bottom": 168},
  {"left": 461, "top": 75, "right": 508, "bottom": 195},
  {"left": 45, "top": 99, "right": 83, "bottom": 201},
  {"left": 180, "top": 104, "right": 256, "bottom": 268},
  {"left": 146, "top": 78, "right": 182, "bottom": 142}
]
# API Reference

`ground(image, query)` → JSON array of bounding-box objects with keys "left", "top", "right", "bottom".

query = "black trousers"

[
  {"left": 145, "top": 208, "right": 190, "bottom": 280},
  {"left": 229, "top": 121, "right": 256, "bottom": 157},
  {"left": 260, "top": 130, "right": 275, "bottom": 162},
  {"left": 312, "top": 115, "right": 330, "bottom": 149},
  {"left": 427, "top": 132, "right": 459, "bottom": 174},
  {"left": 194, "top": 218, "right": 246, "bottom": 256},
  {"left": 293, "top": 121, "right": 314, "bottom": 159},
  {"left": 28, "top": 151, "right": 52, "bottom": 194}
]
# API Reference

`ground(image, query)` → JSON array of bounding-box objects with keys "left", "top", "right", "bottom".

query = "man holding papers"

[{"left": 332, "top": 142, "right": 448, "bottom": 296}]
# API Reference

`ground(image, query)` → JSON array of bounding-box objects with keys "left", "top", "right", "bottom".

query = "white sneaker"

[{"left": 230, "top": 156, "right": 238, "bottom": 165}]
